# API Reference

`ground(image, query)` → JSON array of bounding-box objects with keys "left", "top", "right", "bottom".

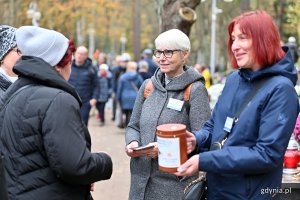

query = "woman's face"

[
  {"left": 153, "top": 46, "right": 189, "bottom": 77},
  {"left": 1, "top": 47, "right": 22, "bottom": 77},
  {"left": 231, "top": 24, "right": 260, "bottom": 70}
]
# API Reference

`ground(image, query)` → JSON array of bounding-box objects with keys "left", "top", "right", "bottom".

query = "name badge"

[
  {"left": 167, "top": 98, "right": 184, "bottom": 111},
  {"left": 224, "top": 117, "right": 234, "bottom": 132}
]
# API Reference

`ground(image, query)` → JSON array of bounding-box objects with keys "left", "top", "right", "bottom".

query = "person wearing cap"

[
  {"left": 111, "top": 53, "right": 130, "bottom": 128},
  {"left": 140, "top": 48, "right": 158, "bottom": 76},
  {"left": 138, "top": 60, "right": 152, "bottom": 80},
  {"left": 68, "top": 46, "right": 99, "bottom": 126},
  {"left": 96, "top": 63, "right": 112, "bottom": 126},
  {"left": 110, "top": 55, "right": 123, "bottom": 121},
  {"left": 194, "top": 63, "right": 212, "bottom": 89},
  {"left": 0, "top": 25, "right": 21, "bottom": 98},
  {"left": 0, "top": 26, "right": 113, "bottom": 200},
  {"left": 285, "top": 36, "right": 299, "bottom": 64}
]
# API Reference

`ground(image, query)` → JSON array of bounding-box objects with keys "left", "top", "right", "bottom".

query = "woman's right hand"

[
  {"left": 125, "top": 141, "right": 158, "bottom": 158},
  {"left": 125, "top": 141, "right": 139, "bottom": 157}
]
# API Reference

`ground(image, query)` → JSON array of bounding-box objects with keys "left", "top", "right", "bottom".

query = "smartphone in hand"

[{"left": 131, "top": 143, "right": 155, "bottom": 151}]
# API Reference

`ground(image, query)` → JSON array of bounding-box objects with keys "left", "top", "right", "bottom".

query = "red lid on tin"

[{"left": 156, "top": 123, "right": 186, "bottom": 135}]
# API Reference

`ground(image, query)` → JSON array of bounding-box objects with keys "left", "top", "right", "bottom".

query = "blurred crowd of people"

[{"left": 1, "top": 8, "right": 300, "bottom": 200}]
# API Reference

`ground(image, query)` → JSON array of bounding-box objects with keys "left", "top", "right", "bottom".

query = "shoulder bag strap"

[
  {"left": 184, "top": 83, "right": 192, "bottom": 101},
  {"left": 183, "top": 83, "right": 193, "bottom": 114},
  {"left": 0, "top": 84, "right": 34, "bottom": 112},
  {"left": 130, "top": 81, "right": 139, "bottom": 92},
  {"left": 219, "top": 78, "right": 269, "bottom": 143},
  {"left": 233, "top": 78, "right": 267, "bottom": 123},
  {"left": 144, "top": 79, "right": 153, "bottom": 98}
]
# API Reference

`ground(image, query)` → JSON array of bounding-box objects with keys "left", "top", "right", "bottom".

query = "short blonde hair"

[{"left": 154, "top": 29, "right": 190, "bottom": 51}]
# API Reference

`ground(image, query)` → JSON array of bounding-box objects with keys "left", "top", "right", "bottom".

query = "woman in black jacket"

[
  {"left": 0, "top": 26, "right": 113, "bottom": 200},
  {"left": 0, "top": 25, "right": 21, "bottom": 98}
]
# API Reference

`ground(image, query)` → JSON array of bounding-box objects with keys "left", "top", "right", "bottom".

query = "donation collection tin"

[{"left": 156, "top": 123, "right": 187, "bottom": 172}]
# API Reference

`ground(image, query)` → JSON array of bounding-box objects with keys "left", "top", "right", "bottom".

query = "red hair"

[
  {"left": 227, "top": 10, "right": 284, "bottom": 69},
  {"left": 57, "top": 40, "right": 76, "bottom": 68}
]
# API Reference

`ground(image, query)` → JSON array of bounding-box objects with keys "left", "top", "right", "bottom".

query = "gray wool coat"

[{"left": 125, "top": 66, "right": 211, "bottom": 200}]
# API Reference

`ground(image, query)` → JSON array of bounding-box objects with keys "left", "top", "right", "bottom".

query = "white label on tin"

[{"left": 157, "top": 136, "right": 180, "bottom": 168}]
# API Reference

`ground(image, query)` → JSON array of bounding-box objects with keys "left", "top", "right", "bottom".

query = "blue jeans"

[{"left": 81, "top": 102, "right": 91, "bottom": 126}]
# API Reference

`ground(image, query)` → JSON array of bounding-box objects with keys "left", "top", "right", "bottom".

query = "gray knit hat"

[
  {"left": 0, "top": 25, "right": 17, "bottom": 61},
  {"left": 16, "top": 26, "right": 69, "bottom": 66}
]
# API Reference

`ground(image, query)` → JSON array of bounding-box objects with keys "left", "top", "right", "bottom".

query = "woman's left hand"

[
  {"left": 186, "top": 131, "right": 197, "bottom": 154},
  {"left": 174, "top": 155, "right": 199, "bottom": 176},
  {"left": 145, "top": 142, "right": 159, "bottom": 159}
]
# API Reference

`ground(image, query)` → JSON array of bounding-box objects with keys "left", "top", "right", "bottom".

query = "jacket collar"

[{"left": 12, "top": 56, "right": 82, "bottom": 106}]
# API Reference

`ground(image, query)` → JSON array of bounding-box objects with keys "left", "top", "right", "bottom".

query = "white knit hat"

[
  {"left": 120, "top": 53, "right": 131, "bottom": 62},
  {"left": 100, "top": 63, "right": 109, "bottom": 71},
  {"left": 16, "top": 26, "right": 69, "bottom": 66}
]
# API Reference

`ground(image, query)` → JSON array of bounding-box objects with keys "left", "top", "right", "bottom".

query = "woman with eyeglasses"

[
  {"left": 0, "top": 25, "right": 22, "bottom": 98},
  {"left": 125, "top": 29, "right": 211, "bottom": 200},
  {"left": 175, "top": 10, "right": 299, "bottom": 200}
]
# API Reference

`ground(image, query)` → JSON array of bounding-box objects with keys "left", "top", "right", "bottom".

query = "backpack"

[{"left": 143, "top": 79, "right": 192, "bottom": 114}]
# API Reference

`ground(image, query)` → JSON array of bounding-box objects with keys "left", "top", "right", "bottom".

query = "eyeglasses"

[
  {"left": 153, "top": 49, "right": 182, "bottom": 58},
  {"left": 12, "top": 48, "right": 22, "bottom": 56}
]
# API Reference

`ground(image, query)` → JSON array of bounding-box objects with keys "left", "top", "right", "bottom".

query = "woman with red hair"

[
  {"left": 175, "top": 10, "right": 299, "bottom": 199},
  {"left": 0, "top": 26, "right": 113, "bottom": 200}
]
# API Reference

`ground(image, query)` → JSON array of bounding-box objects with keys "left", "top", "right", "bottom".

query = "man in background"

[
  {"left": 111, "top": 53, "right": 129, "bottom": 123},
  {"left": 140, "top": 48, "right": 157, "bottom": 75},
  {"left": 68, "top": 46, "right": 99, "bottom": 126},
  {"left": 138, "top": 60, "right": 152, "bottom": 80}
]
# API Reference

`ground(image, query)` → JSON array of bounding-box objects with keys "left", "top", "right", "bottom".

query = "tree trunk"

[
  {"left": 133, "top": 0, "right": 141, "bottom": 61},
  {"left": 273, "top": 0, "right": 287, "bottom": 37},
  {"left": 240, "top": 0, "right": 250, "bottom": 12},
  {"left": 9, "top": 0, "right": 15, "bottom": 25},
  {"left": 76, "top": 16, "right": 86, "bottom": 46},
  {"left": 156, "top": 0, "right": 201, "bottom": 36}
]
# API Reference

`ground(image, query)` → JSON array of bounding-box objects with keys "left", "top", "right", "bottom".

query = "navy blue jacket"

[
  {"left": 68, "top": 58, "right": 99, "bottom": 103},
  {"left": 142, "top": 57, "right": 158, "bottom": 76},
  {"left": 117, "top": 72, "right": 143, "bottom": 110},
  {"left": 97, "top": 73, "right": 112, "bottom": 102},
  {"left": 111, "top": 65, "right": 126, "bottom": 93},
  {"left": 196, "top": 48, "right": 299, "bottom": 199}
]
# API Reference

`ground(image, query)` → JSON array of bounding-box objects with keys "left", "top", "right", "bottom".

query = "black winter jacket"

[
  {"left": 0, "top": 56, "right": 113, "bottom": 200},
  {"left": 0, "top": 73, "right": 12, "bottom": 99}
]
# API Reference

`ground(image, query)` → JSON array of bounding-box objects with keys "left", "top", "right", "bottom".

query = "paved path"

[{"left": 88, "top": 108, "right": 130, "bottom": 200}]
